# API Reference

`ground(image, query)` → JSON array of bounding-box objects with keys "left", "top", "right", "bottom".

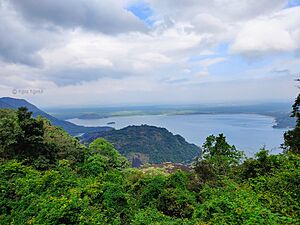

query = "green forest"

[
  {"left": 82, "top": 125, "right": 200, "bottom": 166},
  {"left": 0, "top": 93, "right": 299, "bottom": 224}
]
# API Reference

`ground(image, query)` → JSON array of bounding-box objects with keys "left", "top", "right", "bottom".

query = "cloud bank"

[{"left": 0, "top": 0, "right": 299, "bottom": 106}]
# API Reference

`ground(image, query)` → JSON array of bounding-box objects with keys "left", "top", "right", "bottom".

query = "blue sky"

[
  {"left": 127, "top": 1, "right": 154, "bottom": 26},
  {"left": 0, "top": 0, "right": 299, "bottom": 107},
  {"left": 287, "top": 0, "right": 300, "bottom": 7},
  {"left": 128, "top": 0, "right": 299, "bottom": 86}
]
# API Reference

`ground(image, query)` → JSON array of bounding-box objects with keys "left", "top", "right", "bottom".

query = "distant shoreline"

[
  {"left": 68, "top": 112, "right": 293, "bottom": 129},
  {"left": 48, "top": 102, "right": 295, "bottom": 129}
]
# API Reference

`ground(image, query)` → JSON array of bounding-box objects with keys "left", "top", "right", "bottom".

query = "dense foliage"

[
  {"left": 283, "top": 92, "right": 300, "bottom": 154},
  {"left": 0, "top": 108, "right": 85, "bottom": 169},
  {"left": 0, "top": 97, "right": 113, "bottom": 136},
  {"left": 0, "top": 105, "right": 299, "bottom": 224},
  {"left": 82, "top": 125, "right": 200, "bottom": 166}
]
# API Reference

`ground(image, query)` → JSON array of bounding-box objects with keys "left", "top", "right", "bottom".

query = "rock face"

[
  {"left": 127, "top": 152, "right": 149, "bottom": 167},
  {"left": 81, "top": 124, "right": 201, "bottom": 166}
]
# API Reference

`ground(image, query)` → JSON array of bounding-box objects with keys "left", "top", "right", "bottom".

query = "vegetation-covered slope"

[
  {"left": 0, "top": 97, "right": 113, "bottom": 136},
  {"left": 82, "top": 125, "right": 200, "bottom": 166},
  {"left": 0, "top": 107, "right": 86, "bottom": 169},
  {"left": 0, "top": 89, "right": 300, "bottom": 224}
]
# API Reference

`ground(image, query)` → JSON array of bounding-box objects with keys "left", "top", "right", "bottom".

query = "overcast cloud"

[{"left": 0, "top": 0, "right": 299, "bottom": 107}]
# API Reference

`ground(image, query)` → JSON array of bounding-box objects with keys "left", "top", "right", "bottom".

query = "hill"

[
  {"left": 81, "top": 124, "right": 200, "bottom": 166},
  {"left": 0, "top": 97, "right": 113, "bottom": 136},
  {"left": 0, "top": 95, "right": 299, "bottom": 224}
]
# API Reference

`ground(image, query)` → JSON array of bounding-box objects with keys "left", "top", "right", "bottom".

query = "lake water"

[{"left": 68, "top": 114, "right": 287, "bottom": 156}]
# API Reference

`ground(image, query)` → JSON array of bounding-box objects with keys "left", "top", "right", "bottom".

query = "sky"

[{"left": 0, "top": 0, "right": 300, "bottom": 107}]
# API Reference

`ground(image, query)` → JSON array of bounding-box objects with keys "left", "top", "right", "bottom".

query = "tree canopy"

[
  {"left": 283, "top": 79, "right": 300, "bottom": 154},
  {"left": 0, "top": 105, "right": 299, "bottom": 224}
]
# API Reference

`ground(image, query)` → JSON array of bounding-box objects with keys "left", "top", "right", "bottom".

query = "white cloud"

[
  {"left": 0, "top": 0, "right": 299, "bottom": 106},
  {"left": 9, "top": 0, "right": 147, "bottom": 34},
  {"left": 147, "top": 0, "right": 287, "bottom": 21},
  {"left": 198, "top": 57, "right": 226, "bottom": 68},
  {"left": 231, "top": 7, "right": 300, "bottom": 56},
  {"left": 146, "top": 0, "right": 294, "bottom": 54},
  {"left": 0, "top": 2, "right": 43, "bottom": 66},
  {"left": 36, "top": 25, "right": 204, "bottom": 85}
]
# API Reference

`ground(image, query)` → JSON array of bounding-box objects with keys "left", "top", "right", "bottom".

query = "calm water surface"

[{"left": 68, "top": 114, "right": 286, "bottom": 156}]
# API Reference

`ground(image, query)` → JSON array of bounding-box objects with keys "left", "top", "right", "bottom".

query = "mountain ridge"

[
  {"left": 82, "top": 124, "right": 201, "bottom": 167},
  {"left": 0, "top": 97, "right": 113, "bottom": 136}
]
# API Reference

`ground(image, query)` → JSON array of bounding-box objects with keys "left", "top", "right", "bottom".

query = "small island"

[{"left": 107, "top": 121, "right": 116, "bottom": 125}]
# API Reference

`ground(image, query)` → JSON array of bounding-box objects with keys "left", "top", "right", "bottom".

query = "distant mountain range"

[
  {"left": 0, "top": 97, "right": 113, "bottom": 136},
  {"left": 81, "top": 125, "right": 201, "bottom": 167}
]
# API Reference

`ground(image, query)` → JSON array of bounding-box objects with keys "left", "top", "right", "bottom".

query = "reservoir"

[{"left": 68, "top": 113, "right": 287, "bottom": 156}]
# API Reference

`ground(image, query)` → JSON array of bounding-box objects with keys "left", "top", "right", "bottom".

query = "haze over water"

[{"left": 68, "top": 113, "right": 286, "bottom": 156}]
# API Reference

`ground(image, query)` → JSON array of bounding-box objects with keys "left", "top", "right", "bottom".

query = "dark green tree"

[
  {"left": 283, "top": 78, "right": 300, "bottom": 154},
  {"left": 201, "top": 134, "right": 243, "bottom": 162},
  {"left": 239, "top": 148, "right": 285, "bottom": 180},
  {"left": 16, "top": 107, "right": 59, "bottom": 168},
  {"left": 193, "top": 134, "right": 244, "bottom": 178},
  {"left": 16, "top": 107, "right": 45, "bottom": 157},
  {"left": 157, "top": 188, "right": 195, "bottom": 219},
  {"left": 87, "top": 138, "right": 129, "bottom": 171},
  {"left": 0, "top": 107, "right": 45, "bottom": 161},
  {"left": 0, "top": 109, "right": 22, "bottom": 160},
  {"left": 0, "top": 107, "right": 87, "bottom": 169}
]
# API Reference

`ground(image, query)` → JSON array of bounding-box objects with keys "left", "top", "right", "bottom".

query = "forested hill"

[
  {"left": 82, "top": 125, "right": 200, "bottom": 166},
  {"left": 0, "top": 97, "right": 113, "bottom": 135},
  {"left": 0, "top": 95, "right": 299, "bottom": 224},
  {"left": 0, "top": 105, "right": 299, "bottom": 224}
]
